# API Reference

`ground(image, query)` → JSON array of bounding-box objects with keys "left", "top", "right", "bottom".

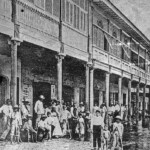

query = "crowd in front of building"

[{"left": 0, "top": 94, "right": 126, "bottom": 150}]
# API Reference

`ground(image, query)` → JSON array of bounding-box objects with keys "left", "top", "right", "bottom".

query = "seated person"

[
  {"left": 22, "top": 114, "right": 37, "bottom": 142},
  {"left": 37, "top": 115, "right": 48, "bottom": 142},
  {"left": 45, "top": 112, "right": 54, "bottom": 140}
]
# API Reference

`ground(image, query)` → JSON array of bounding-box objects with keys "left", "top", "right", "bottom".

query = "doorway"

[
  {"left": 62, "top": 85, "right": 74, "bottom": 104},
  {"left": 33, "top": 82, "right": 51, "bottom": 127}
]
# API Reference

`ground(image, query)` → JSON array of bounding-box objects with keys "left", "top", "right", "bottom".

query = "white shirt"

[
  {"left": 91, "top": 115, "right": 104, "bottom": 129},
  {"left": 45, "top": 117, "right": 54, "bottom": 126},
  {"left": 60, "top": 110, "right": 71, "bottom": 121},
  {"left": 11, "top": 111, "right": 22, "bottom": 126},
  {"left": 115, "top": 104, "right": 120, "bottom": 112},
  {"left": 0, "top": 105, "right": 13, "bottom": 117},
  {"left": 34, "top": 100, "right": 44, "bottom": 115},
  {"left": 38, "top": 120, "right": 46, "bottom": 128}
]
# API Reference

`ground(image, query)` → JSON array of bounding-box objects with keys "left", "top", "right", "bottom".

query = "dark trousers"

[{"left": 93, "top": 125, "right": 101, "bottom": 148}]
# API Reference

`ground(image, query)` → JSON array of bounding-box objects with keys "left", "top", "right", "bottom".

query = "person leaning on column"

[
  {"left": 0, "top": 99, "right": 13, "bottom": 141},
  {"left": 91, "top": 109, "right": 104, "bottom": 150},
  {"left": 34, "top": 95, "right": 45, "bottom": 129}
]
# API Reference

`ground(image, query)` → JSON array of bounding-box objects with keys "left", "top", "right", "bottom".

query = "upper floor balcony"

[{"left": 92, "top": 24, "right": 150, "bottom": 83}]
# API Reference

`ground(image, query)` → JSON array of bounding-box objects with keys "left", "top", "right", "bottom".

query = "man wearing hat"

[
  {"left": 0, "top": 99, "right": 13, "bottom": 140},
  {"left": 34, "top": 95, "right": 45, "bottom": 128},
  {"left": 10, "top": 105, "right": 22, "bottom": 144},
  {"left": 91, "top": 109, "right": 104, "bottom": 150},
  {"left": 112, "top": 116, "right": 124, "bottom": 149}
]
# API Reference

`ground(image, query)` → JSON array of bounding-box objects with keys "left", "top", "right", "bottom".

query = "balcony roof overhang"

[{"left": 93, "top": 0, "right": 150, "bottom": 51}]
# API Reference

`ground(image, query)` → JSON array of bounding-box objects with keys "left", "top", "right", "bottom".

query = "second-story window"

[
  {"left": 34, "top": 0, "right": 45, "bottom": 9},
  {"left": 63, "top": 0, "right": 87, "bottom": 32},
  {"left": 139, "top": 57, "right": 145, "bottom": 70}
]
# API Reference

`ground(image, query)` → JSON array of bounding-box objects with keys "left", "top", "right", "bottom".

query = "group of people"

[{"left": 0, "top": 95, "right": 125, "bottom": 150}]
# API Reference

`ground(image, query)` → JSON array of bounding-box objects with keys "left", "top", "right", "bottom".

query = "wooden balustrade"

[
  {"left": 0, "top": 0, "right": 12, "bottom": 20},
  {"left": 93, "top": 47, "right": 108, "bottom": 64},
  {"left": 16, "top": 0, "right": 59, "bottom": 38},
  {"left": 109, "top": 55, "right": 121, "bottom": 68}
]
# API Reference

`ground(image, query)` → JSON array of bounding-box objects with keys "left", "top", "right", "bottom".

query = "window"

[
  {"left": 45, "top": 0, "right": 52, "bottom": 14},
  {"left": 34, "top": 0, "right": 45, "bottom": 9},
  {"left": 104, "top": 36, "right": 109, "bottom": 51},
  {"left": 76, "top": 7, "right": 80, "bottom": 29},
  {"left": 70, "top": 3, "right": 73, "bottom": 24},
  {"left": 66, "top": 1, "right": 70, "bottom": 23},
  {"left": 80, "top": 0, "right": 84, "bottom": 9},
  {"left": 139, "top": 57, "right": 145, "bottom": 70},
  {"left": 53, "top": 0, "right": 60, "bottom": 17},
  {"left": 61, "top": 0, "right": 66, "bottom": 21},
  {"left": 28, "top": 0, "right": 34, "bottom": 3},
  {"left": 74, "top": 5, "right": 77, "bottom": 28},
  {"left": 131, "top": 51, "right": 138, "bottom": 66}
]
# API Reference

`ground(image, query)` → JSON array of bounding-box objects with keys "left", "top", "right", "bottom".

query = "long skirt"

[{"left": 53, "top": 117, "right": 63, "bottom": 137}]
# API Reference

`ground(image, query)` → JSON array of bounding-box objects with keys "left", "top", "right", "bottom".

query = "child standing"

[
  {"left": 45, "top": 112, "right": 54, "bottom": 140},
  {"left": 77, "top": 113, "right": 85, "bottom": 141},
  {"left": 111, "top": 116, "right": 124, "bottom": 150},
  {"left": 102, "top": 125, "right": 111, "bottom": 150},
  {"left": 10, "top": 105, "right": 22, "bottom": 144}
]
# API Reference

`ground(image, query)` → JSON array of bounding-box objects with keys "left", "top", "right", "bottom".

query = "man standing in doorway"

[{"left": 34, "top": 95, "right": 45, "bottom": 128}]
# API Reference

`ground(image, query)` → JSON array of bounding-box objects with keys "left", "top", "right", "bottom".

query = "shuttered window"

[
  {"left": 74, "top": 5, "right": 77, "bottom": 28},
  {"left": 70, "top": 4, "right": 73, "bottom": 24},
  {"left": 45, "top": 0, "right": 52, "bottom": 14},
  {"left": 66, "top": 1, "right": 70, "bottom": 23},
  {"left": 53, "top": 0, "right": 60, "bottom": 17},
  {"left": 61, "top": 0, "right": 66, "bottom": 21},
  {"left": 34, "top": 0, "right": 45, "bottom": 9}
]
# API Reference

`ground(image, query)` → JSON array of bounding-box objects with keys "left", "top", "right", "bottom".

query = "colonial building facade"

[{"left": 0, "top": 0, "right": 150, "bottom": 126}]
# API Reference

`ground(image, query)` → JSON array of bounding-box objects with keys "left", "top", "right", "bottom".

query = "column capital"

[
  {"left": 86, "top": 61, "right": 95, "bottom": 70},
  {"left": 8, "top": 37, "right": 22, "bottom": 46},
  {"left": 55, "top": 52, "right": 66, "bottom": 61}
]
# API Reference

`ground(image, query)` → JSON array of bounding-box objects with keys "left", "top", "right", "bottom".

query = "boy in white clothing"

[
  {"left": 102, "top": 125, "right": 111, "bottom": 150},
  {"left": 111, "top": 116, "right": 124, "bottom": 150},
  {"left": 10, "top": 105, "right": 22, "bottom": 144},
  {"left": 45, "top": 112, "right": 54, "bottom": 140}
]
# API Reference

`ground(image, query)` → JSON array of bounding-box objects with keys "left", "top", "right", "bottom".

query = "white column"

[
  {"left": 85, "top": 65, "right": 90, "bottom": 110},
  {"left": 10, "top": 39, "right": 21, "bottom": 106},
  {"left": 118, "top": 77, "right": 122, "bottom": 105},
  {"left": 90, "top": 68, "right": 94, "bottom": 112},
  {"left": 128, "top": 80, "right": 132, "bottom": 124},
  {"left": 56, "top": 54, "right": 65, "bottom": 105},
  {"left": 105, "top": 73, "right": 110, "bottom": 108}
]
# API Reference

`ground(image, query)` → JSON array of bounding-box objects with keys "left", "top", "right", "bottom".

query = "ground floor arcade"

[{"left": 0, "top": 33, "right": 149, "bottom": 131}]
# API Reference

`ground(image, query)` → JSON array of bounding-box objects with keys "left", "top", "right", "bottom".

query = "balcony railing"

[
  {"left": 16, "top": 0, "right": 59, "bottom": 39},
  {"left": 93, "top": 46, "right": 150, "bottom": 82}
]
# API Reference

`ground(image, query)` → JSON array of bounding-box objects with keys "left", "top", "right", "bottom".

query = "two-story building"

[{"left": 0, "top": 0, "right": 150, "bottom": 129}]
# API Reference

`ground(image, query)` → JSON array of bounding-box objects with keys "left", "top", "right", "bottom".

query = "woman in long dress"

[{"left": 51, "top": 107, "right": 63, "bottom": 138}]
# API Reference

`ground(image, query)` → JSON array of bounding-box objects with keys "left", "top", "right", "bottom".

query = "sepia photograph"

[{"left": 0, "top": 0, "right": 150, "bottom": 149}]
